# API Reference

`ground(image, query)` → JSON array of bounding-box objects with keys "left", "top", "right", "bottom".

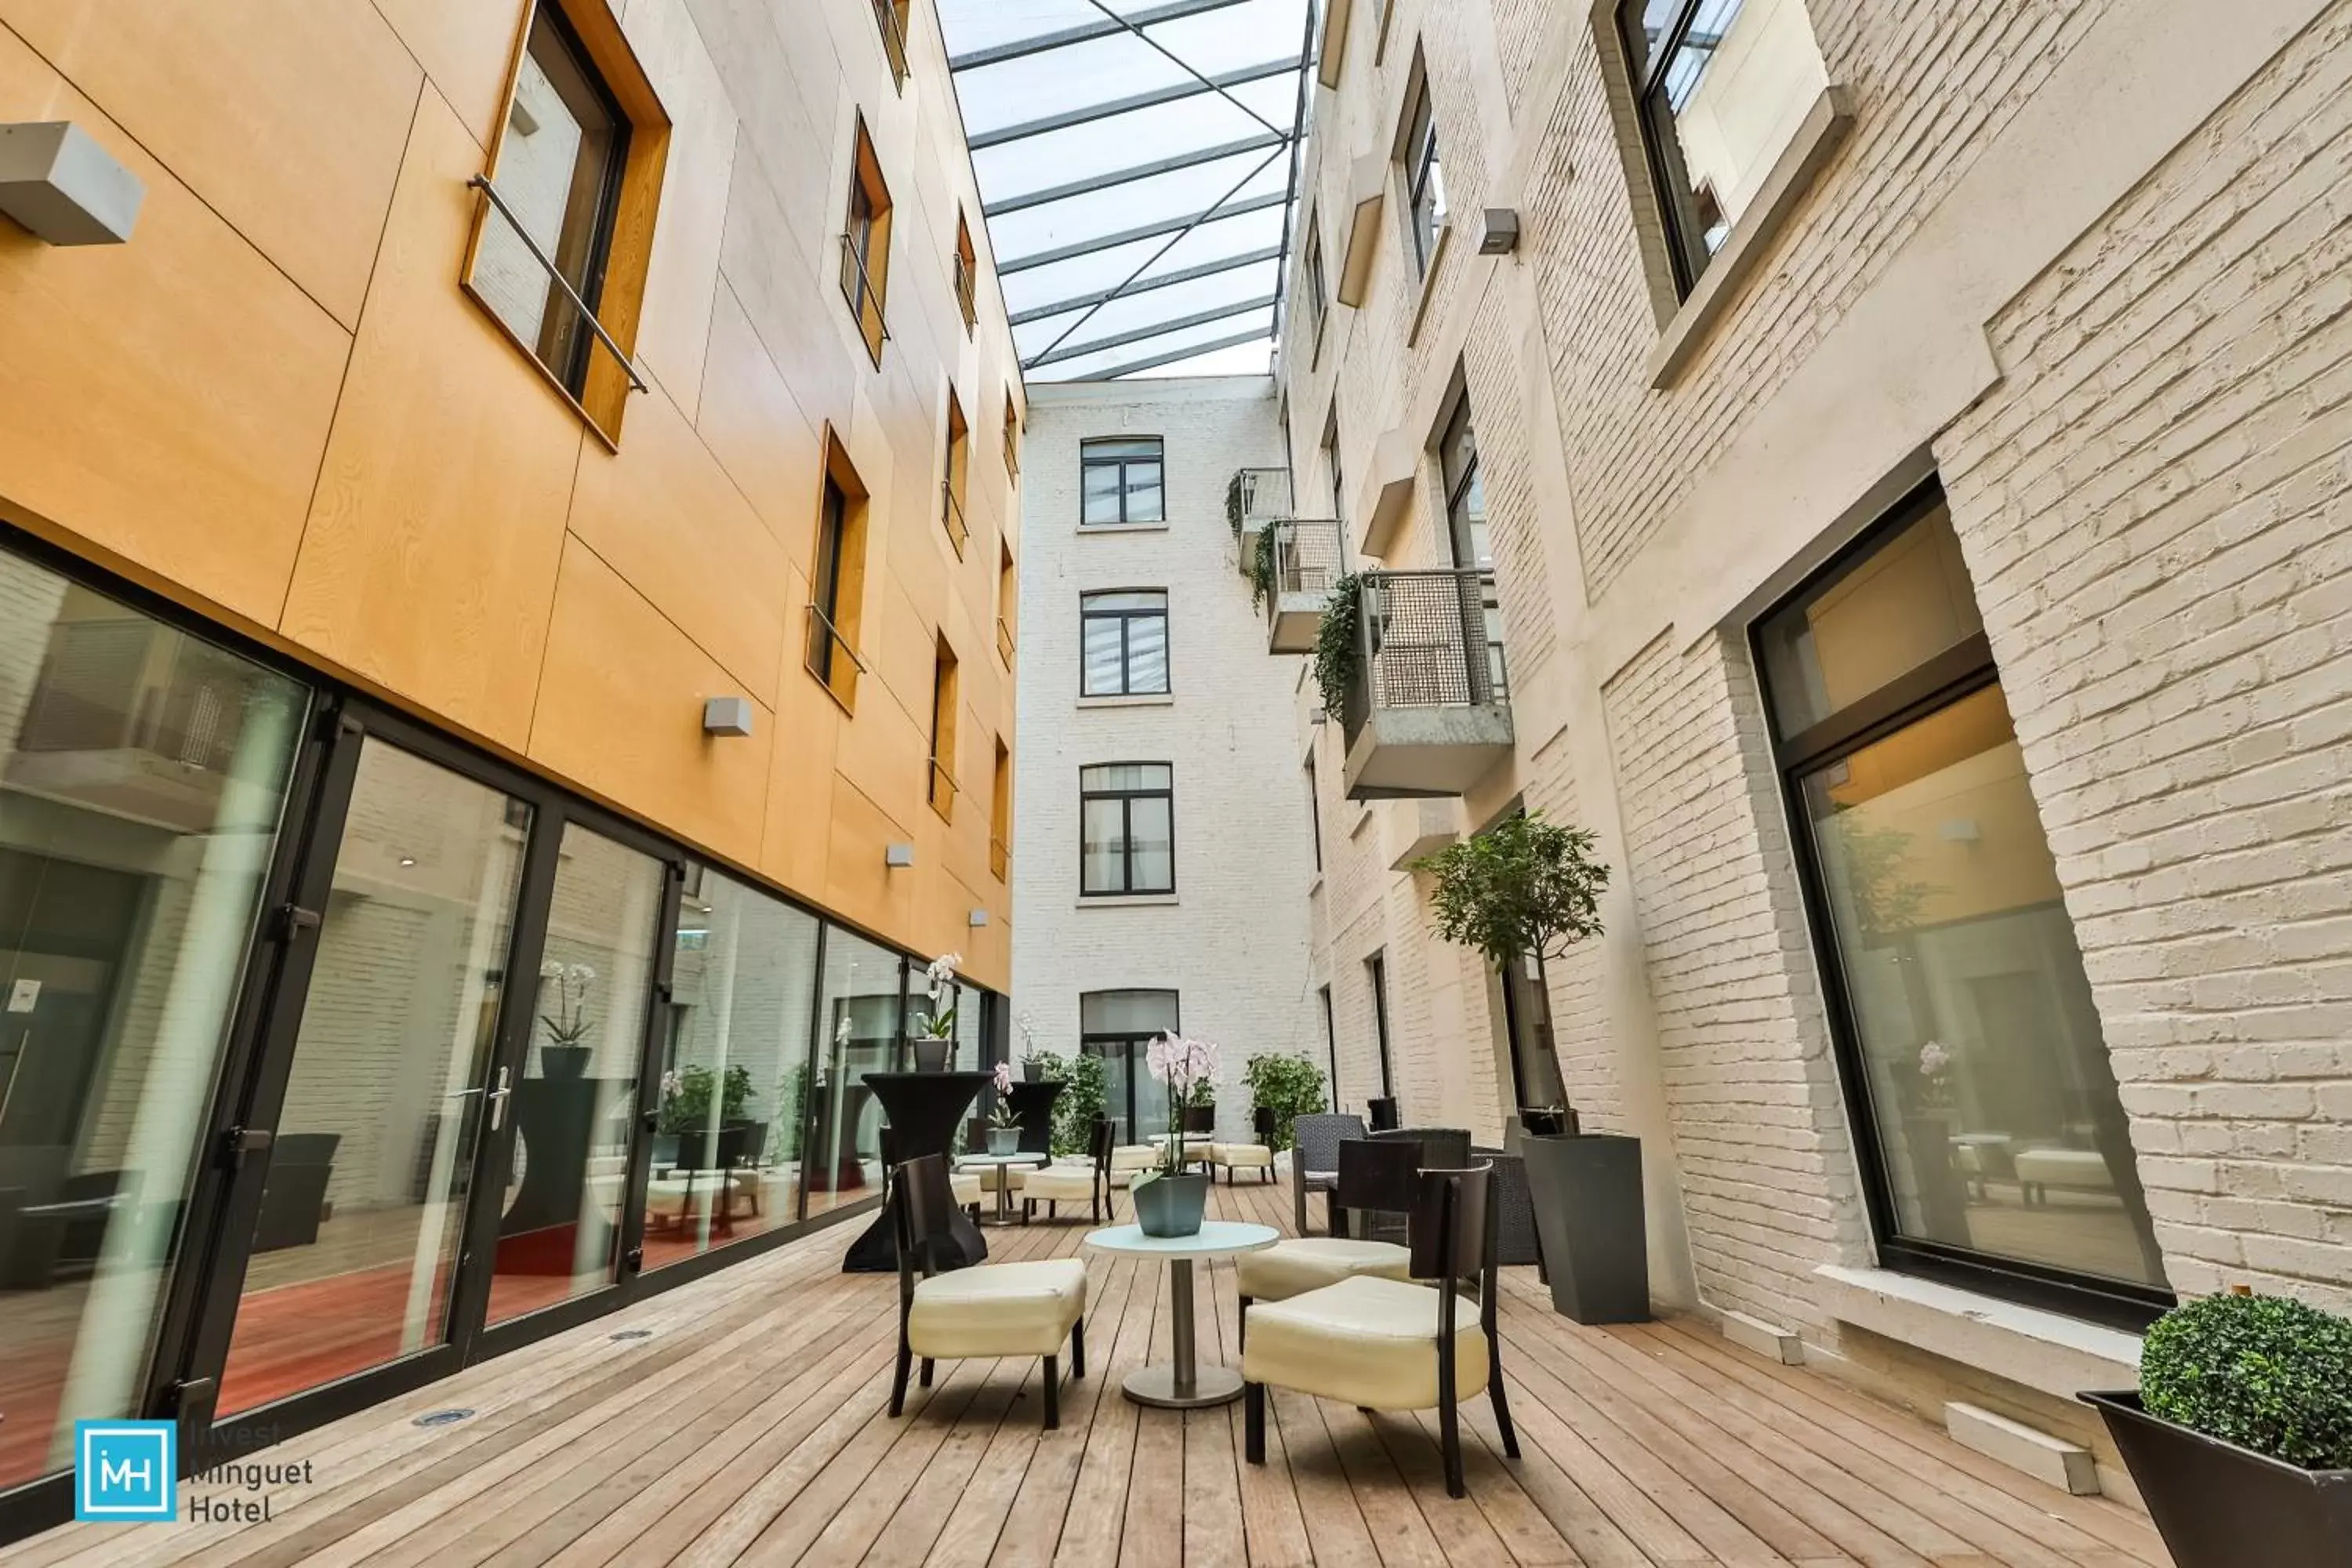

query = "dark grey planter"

[
  {"left": 1132, "top": 1172, "right": 1210, "bottom": 1237},
  {"left": 2083, "top": 1391, "right": 2352, "bottom": 1568},
  {"left": 1520, "top": 1133, "right": 1650, "bottom": 1323},
  {"left": 985, "top": 1127, "right": 1020, "bottom": 1156},
  {"left": 910, "top": 1037, "right": 952, "bottom": 1072}
]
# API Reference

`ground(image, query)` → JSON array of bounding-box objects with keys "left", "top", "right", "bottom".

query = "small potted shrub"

[
  {"left": 1415, "top": 811, "right": 1646, "bottom": 1323},
  {"left": 1242, "top": 1052, "right": 1327, "bottom": 1152},
  {"left": 2083, "top": 1291, "right": 2352, "bottom": 1566}
]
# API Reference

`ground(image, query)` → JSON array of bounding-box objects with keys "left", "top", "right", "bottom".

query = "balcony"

[
  {"left": 1339, "top": 568, "right": 1514, "bottom": 800},
  {"left": 1261, "top": 518, "right": 1342, "bottom": 654},
  {"left": 1226, "top": 466, "right": 1291, "bottom": 572}
]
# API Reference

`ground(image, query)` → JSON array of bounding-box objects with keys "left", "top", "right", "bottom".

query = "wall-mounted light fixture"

[
  {"left": 968, "top": 909, "right": 989, "bottom": 927},
  {"left": 1477, "top": 208, "right": 1520, "bottom": 256},
  {"left": 0, "top": 123, "right": 143, "bottom": 245},
  {"left": 885, "top": 843, "right": 915, "bottom": 869},
  {"left": 702, "top": 696, "right": 755, "bottom": 737}
]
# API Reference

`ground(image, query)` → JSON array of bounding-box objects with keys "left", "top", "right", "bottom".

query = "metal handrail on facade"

[
  {"left": 996, "top": 614, "right": 1016, "bottom": 665},
  {"left": 804, "top": 603, "right": 866, "bottom": 706},
  {"left": 989, "top": 834, "right": 1011, "bottom": 881},
  {"left": 1230, "top": 466, "right": 1294, "bottom": 532},
  {"left": 953, "top": 250, "right": 978, "bottom": 328},
  {"left": 1340, "top": 568, "right": 1509, "bottom": 746},
  {"left": 1269, "top": 518, "right": 1344, "bottom": 607},
  {"left": 837, "top": 233, "right": 893, "bottom": 356},
  {"left": 941, "top": 481, "right": 969, "bottom": 555},
  {"left": 871, "top": 0, "right": 910, "bottom": 88},
  {"left": 467, "top": 176, "right": 648, "bottom": 394},
  {"left": 928, "top": 757, "right": 959, "bottom": 818}
]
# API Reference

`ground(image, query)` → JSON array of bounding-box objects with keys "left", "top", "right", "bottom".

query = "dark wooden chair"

[
  {"left": 889, "top": 1154, "right": 1087, "bottom": 1428},
  {"left": 1243, "top": 1162, "right": 1517, "bottom": 1497},
  {"left": 1240, "top": 1137, "right": 1420, "bottom": 1347},
  {"left": 1023, "top": 1117, "right": 1116, "bottom": 1222}
]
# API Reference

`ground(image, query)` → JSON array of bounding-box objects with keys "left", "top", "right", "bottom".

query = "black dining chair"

[{"left": 1367, "top": 1096, "right": 1400, "bottom": 1131}]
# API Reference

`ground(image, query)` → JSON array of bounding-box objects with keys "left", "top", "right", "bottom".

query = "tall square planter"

[
  {"left": 1521, "top": 1133, "right": 1650, "bottom": 1324},
  {"left": 2082, "top": 1392, "right": 2352, "bottom": 1568}
]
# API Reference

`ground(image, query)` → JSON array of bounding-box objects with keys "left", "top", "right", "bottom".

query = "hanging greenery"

[
  {"left": 1225, "top": 470, "right": 1246, "bottom": 533},
  {"left": 1413, "top": 811, "right": 1610, "bottom": 970},
  {"left": 1248, "top": 522, "right": 1280, "bottom": 612},
  {"left": 1312, "top": 571, "right": 1364, "bottom": 717}
]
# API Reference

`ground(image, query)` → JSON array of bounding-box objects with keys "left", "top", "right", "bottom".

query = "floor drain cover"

[
  {"left": 412, "top": 1408, "right": 474, "bottom": 1428},
  {"left": 610, "top": 1329, "right": 652, "bottom": 1341}
]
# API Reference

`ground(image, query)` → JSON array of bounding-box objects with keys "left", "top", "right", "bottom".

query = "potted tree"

[
  {"left": 1414, "top": 811, "right": 1646, "bottom": 1323},
  {"left": 1242, "top": 1052, "right": 1327, "bottom": 1152},
  {"left": 2083, "top": 1291, "right": 2352, "bottom": 1566},
  {"left": 1131, "top": 1033, "right": 1218, "bottom": 1236}
]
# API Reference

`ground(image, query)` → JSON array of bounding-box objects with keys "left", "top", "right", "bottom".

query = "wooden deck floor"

[{"left": 1, "top": 1180, "right": 2171, "bottom": 1568}]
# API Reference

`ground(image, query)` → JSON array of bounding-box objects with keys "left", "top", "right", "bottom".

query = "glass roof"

[{"left": 937, "top": 0, "right": 1316, "bottom": 381}]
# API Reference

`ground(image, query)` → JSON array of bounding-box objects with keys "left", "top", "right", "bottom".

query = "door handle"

[{"left": 488, "top": 1066, "right": 513, "bottom": 1131}]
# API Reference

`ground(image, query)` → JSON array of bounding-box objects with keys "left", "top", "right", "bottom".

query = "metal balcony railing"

[
  {"left": 941, "top": 481, "right": 968, "bottom": 556},
  {"left": 989, "top": 834, "right": 1010, "bottom": 881},
  {"left": 1340, "top": 568, "right": 1510, "bottom": 746},
  {"left": 871, "top": 0, "right": 910, "bottom": 89},
  {"left": 953, "top": 251, "right": 978, "bottom": 330},
  {"left": 838, "top": 233, "right": 891, "bottom": 363},
  {"left": 467, "top": 175, "right": 648, "bottom": 395},
  {"left": 1269, "top": 519, "right": 1344, "bottom": 604},
  {"left": 1229, "top": 466, "right": 1294, "bottom": 533},
  {"left": 928, "top": 757, "right": 959, "bottom": 821},
  {"left": 804, "top": 604, "right": 866, "bottom": 710},
  {"left": 996, "top": 614, "right": 1015, "bottom": 666}
]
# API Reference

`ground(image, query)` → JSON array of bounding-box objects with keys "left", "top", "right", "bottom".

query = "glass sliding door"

[
  {"left": 804, "top": 927, "right": 900, "bottom": 1217},
  {"left": 1080, "top": 989, "right": 1178, "bottom": 1144},
  {"left": 0, "top": 552, "right": 306, "bottom": 1491},
  {"left": 486, "top": 824, "right": 662, "bottom": 1324},
  {"left": 218, "top": 742, "right": 528, "bottom": 1414},
  {"left": 645, "top": 870, "right": 818, "bottom": 1267}
]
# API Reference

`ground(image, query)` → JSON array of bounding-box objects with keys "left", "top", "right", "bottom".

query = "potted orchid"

[
  {"left": 1131, "top": 1032, "right": 1219, "bottom": 1237},
  {"left": 537, "top": 960, "right": 597, "bottom": 1079},
  {"left": 912, "top": 952, "right": 961, "bottom": 1071},
  {"left": 985, "top": 1061, "right": 1023, "bottom": 1155}
]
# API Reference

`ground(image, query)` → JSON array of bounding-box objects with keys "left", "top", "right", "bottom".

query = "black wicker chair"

[{"left": 1290, "top": 1112, "right": 1367, "bottom": 1235}]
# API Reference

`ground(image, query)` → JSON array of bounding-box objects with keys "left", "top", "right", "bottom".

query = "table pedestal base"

[{"left": 1121, "top": 1363, "right": 1244, "bottom": 1410}]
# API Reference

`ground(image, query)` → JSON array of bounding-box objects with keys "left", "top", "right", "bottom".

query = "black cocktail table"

[{"left": 842, "top": 1070, "right": 990, "bottom": 1272}]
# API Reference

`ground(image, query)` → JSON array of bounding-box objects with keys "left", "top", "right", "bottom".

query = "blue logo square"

[{"left": 75, "top": 1421, "right": 176, "bottom": 1522}]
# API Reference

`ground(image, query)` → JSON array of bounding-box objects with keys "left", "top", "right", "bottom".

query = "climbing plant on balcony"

[
  {"left": 1412, "top": 810, "right": 1610, "bottom": 969},
  {"left": 1312, "top": 571, "right": 1364, "bottom": 717},
  {"left": 1225, "top": 470, "right": 1246, "bottom": 533},
  {"left": 1248, "top": 521, "right": 1280, "bottom": 611}
]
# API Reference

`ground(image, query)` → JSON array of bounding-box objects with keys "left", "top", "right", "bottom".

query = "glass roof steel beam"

[
  {"left": 1006, "top": 245, "right": 1283, "bottom": 325},
  {"left": 996, "top": 190, "right": 1287, "bottom": 275},
  {"left": 1025, "top": 295, "right": 1278, "bottom": 369},
  {"left": 965, "top": 56, "right": 1304, "bottom": 151},
  {"left": 948, "top": 0, "right": 1256, "bottom": 71},
  {"left": 985, "top": 132, "right": 1292, "bottom": 218},
  {"left": 1045, "top": 326, "right": 1273, "bottom": 381}
]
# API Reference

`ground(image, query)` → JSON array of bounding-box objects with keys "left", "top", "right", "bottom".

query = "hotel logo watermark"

[{"left": 74, "top": 1421, "right": 176, "bottom": 1523}]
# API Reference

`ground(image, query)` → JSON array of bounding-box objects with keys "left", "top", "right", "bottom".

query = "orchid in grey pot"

[
  {"left": 912, "top": 952, "right": 961, "bottom": 1069},
  {"left": 985, "top": 1060, "right": 1023, "bottom": 1154},
  {"left": 1131, "top": 1032, "right": 1220, "bottom": 1236}
]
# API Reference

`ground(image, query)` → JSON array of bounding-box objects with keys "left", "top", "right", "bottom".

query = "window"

[
  {"left": 996, "top": 542, "right": 1018, "bottom": 666},
  {"left": 929, "top": 637, "right": 960, "bottom": 822},
  {"left": 942, "top": 388, "right": 970, "bottom": 557},
  {"left": 1321, "top": 409, "right": 1345, "bottom": 530},
  {"left": 990, "top": 740, "right": 1012, "bottom": 881},
  {"left": 1620, "top": 0, "right": 1831, "bottom": 297},
  {"left": 1080, "top": 990, "right": 1181, "bottom": 1142},
  {"left": 839, "top": 117, "right": 893, "bottom": 366},
  {"left": 466, "top": 0, "right": 666, "bottom": 440},
  {"left": 1304, "top": 752, "right": 1323, "bottom": 872},
  {"left": 1319, "top": 985, "right": 1339, "bottom": 1110},
  {"left": 1003, "top": 397, "right": 1022, "bottom": 478},
  {"left": 1402, "top": 67, "right": 1446, "bottom": 278},
  {"left": 807, "top": 924, "right": 903, "bottom": 1217},
  {"left": 1755, "top": 482, "right": 2169, "bottom": 1324},
  {"left": 872, "top": 0, "right": 912, "bottom": 90},
  {"left": 1081, "top": 437, "right": 1164, "bottom": 526},
  {"left": 806, "top": 435, "right": 869, "bottom": 711},
  {"left": 953, "top": 209, "right": 978, "bottom": 331},
  {"left": 1301, "top": 221, "right": 1328, "bottom": 353},
  {"left": 1439, "top": 394, "right": 1489, "bottom": 568},
  {"left": 1080, "top": 590, "right": 1170, "bottom": 697},
  {"left": 1080, "top": 763, "right": 1174, "bottom": 896},
  {"left": 1367, "top": 952, "right": 1394, "bottom": 1098}
]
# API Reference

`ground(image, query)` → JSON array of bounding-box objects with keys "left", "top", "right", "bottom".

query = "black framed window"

[
  {"left": 1304, "top": 751, "right": 1323, "bottom": 872},
  {"left": 811, "top": 477, "right": 850, "bottom": 684},
  {"left": 1080, "top": 590, "right": 1170, "bottom": 696},
  {"left": 1080, "top": 763, "right": 1174, "bottom": 896},
  {"left": 476, "top": 3, "right": 632, "bottom": 394},
  {"left": 1755, "top": 481, "right": 2170, "bottom": 1327},
  {"left": 1319, "top": 985, "right": 1339, "bottom": 1109},
  {"left": 1402, "top": 69, "right": 1446, "bottom": 277},
  {"left": 1367, "top": 952, "right": 1393, "bottom": 1098},
  {"left": 1081, "top": 437, "right": 1165, "bottom": 525},
  {"left": 1301, "top": 222, "right": 1328, "bottom": 350},
  {"left": 1619, "top": 0, "right": 1828, "bottom": 298},
  {"left": 1321, "top": 409, "right": 1344, "bottom": 529},
  {"left": 1438, "top": 394, "right": 1487, "bottom": 568},
  {"left": 1080, "top": 989, "right": 1180, "bottom": 1142}
]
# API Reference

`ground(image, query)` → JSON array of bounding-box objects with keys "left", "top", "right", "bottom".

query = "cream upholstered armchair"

[
  {"left": 1242, "top": 1163, "right": 1518, "bottom": 1497},
  {"left": 1210, "top": 1105, "right": 1279, "bottom": 1184},
  {"left": 1023, "top": 1119, "right": 1122, "bottom": 1221},
  {"left": 1237, "top": 1136, "right": 1419, "bottom": 1346},
  {"left": 889, "top": 1154, "right": 1087, "bottom": 1428}
]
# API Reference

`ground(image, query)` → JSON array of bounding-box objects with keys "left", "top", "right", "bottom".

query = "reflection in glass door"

[
  {"left": 218, "top": 743, "right": 528, "bottom": 1414},
  {"left": 486, "top": 824, "right": 660, "bottom": 1324}
]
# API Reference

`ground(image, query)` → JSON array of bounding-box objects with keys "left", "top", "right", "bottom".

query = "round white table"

[
  {"left": 955, "top": 1151, "right": 1050, "bottom": 1225},
  {"left": 1083, "top": 1221, "right": 1278, "bottom": 1409}
]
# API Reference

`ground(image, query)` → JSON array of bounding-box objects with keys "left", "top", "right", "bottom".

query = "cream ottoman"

[{"left": 1211, "top": 1142, "right": 1276, "bottom": 1184}]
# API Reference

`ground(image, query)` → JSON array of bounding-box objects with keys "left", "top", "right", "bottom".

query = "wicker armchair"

[
  {"left": 1472, "top": 1146, "right": 1542, "bottom": 1267},
  {"left": 1290, "top": 1113, "right": 1367, "bottom": 1235}
]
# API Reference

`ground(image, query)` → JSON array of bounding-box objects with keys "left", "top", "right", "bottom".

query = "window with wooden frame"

[
  {"left": 953, "top": 209, "right": 979, "bottom": 332},
  {"left": 839, "top": 117, "right": 894, "bottom": 367},
  {"left": 1002, "top": 396, "right": 1022, "bottom": 478},
  {"left": 465, "top": 0, "right": 671, "bottom": 445},
  {"left": 996, "top": 542, "right": 1017, "bottom": 666},
  {"left": 989, "top": 739, "right": 1011, "bottom": 881},
  {"left": 928, "top": 637, "right": 960, "bottom": 822},
  {"left": 941, "top": 389, "right": 970, "bottom": 557},
  {"left": 806, "top": 432, "right": 870, "bottom": 713},
  {"left": 872, "top": 0, "right": 913, "bottom": 90}
]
